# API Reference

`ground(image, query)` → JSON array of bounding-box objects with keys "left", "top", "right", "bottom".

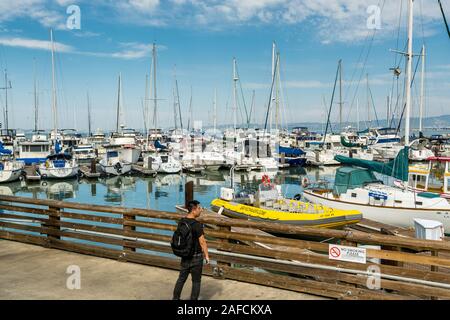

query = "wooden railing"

[{"left": 0, "top": 194, "right": 450, "bottom": 300}]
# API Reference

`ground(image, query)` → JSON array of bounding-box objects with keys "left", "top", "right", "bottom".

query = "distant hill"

[{"left": 13, "top": 114, "right": 450, "bottom": 135}]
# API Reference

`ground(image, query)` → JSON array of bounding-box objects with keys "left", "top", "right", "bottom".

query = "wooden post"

[
  {"left": 281, "top": 153, "right": 285, "bottom": 165},
  {"left": 90, "top": 158, "right": 96, "bottom": 173},
  {"left": 45, "top": 206, "right": 61, "bottom": 248},
  {"left": 185, "top": 181, "right": 194, "bottom": 209},
  {"left": 121, "top": 214, "right": 136, "bottom": 261},
  {"left": 431, "top": 251, "right": 439, "bottom": 272}
]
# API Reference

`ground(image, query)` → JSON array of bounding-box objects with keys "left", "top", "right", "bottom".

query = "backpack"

[{"left": 171, "top": 219, "right": 195, "bottom": 258}]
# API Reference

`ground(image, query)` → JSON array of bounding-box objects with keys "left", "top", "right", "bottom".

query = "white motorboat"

[
  {"left": 409, "top": 138, "right": 434, "bottom": 161},
  {"left": 39, "top": 153, "right": 79, "bottom": 179},
  {"left": 143, "top": 153, "right": 182, "bottom": 174},
  {"left": 99, "top": 148, "right": 132, "bottom": 176}
]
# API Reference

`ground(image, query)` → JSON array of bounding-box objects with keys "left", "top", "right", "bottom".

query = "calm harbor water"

[{"left": 1, "top": 167, "right": 338, "bottom": 210}]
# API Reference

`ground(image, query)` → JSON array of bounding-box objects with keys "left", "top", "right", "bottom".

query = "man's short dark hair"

[{"left": 187, "top": 200, "right": 201, "bottom": 213}]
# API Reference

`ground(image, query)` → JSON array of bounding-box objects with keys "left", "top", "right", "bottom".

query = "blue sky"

[{"left": 0, "top": 0, "right": 449, "bottom": 132}]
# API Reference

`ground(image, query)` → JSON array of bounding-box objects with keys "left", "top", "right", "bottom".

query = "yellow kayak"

[{"left": 211, "top": 198, "right": 362, "bottom": 229}]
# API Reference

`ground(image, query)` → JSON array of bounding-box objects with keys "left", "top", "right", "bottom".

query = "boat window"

[
  {"left": 107, "top": 151, "right": 118, "bottom": 158},
  {"left": 415, "top": 201, "right": 423, "bottom": 206},
  {"left": 351, "top": 193, "right": 357, "bottom": 198},
  {"left": 30, "top": 145, "right": 44, "bottom": 152},
  {"left": 394, "top": 200, "right": 402, "bottom": 204},
  {"left": 161, "top": 156, "right": 168, "bottom": 163}
]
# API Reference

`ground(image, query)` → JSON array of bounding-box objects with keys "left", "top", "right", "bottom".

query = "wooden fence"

[{"left": 0, "top": 194, "right": 450, "bottom": 300}]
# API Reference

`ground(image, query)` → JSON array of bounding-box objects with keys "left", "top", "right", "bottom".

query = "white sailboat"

[
  {"left": 303, "top": 1, "right": 450, "bottom": 232},
  {"left": 99, "top": 146, "right": 132, "bottom": 176},
  {"left": 38, "top": 29, "right": 79, "bottom": 179},
  {"left": 0, "top": 142, "right": 24, "bottom": 183},
  {"left": 141, "top": 43, "right": 182, "bottom": 173}
]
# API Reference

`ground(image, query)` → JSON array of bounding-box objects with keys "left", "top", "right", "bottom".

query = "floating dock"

[
  {"left": 79, "top": 165, "right": 101, "bottom": 179},
  {"left": 23, "top": 166, "right": 41, "bottom": 181},
  {"left": 131, "top": 164, "right": 157, "bottom": 176}
]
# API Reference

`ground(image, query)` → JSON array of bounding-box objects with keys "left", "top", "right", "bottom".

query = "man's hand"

[{"left": 205, "top": 258, "right": 210, "bottom": 265}]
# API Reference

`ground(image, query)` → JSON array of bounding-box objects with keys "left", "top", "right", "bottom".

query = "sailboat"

[
  {"left": 0, "top": 141, "right": 24, "bottom": 183},
  {"left": 142, "top": 43, "right": 182, "bottom": 174},
  {"left": 303, "top": 1, "right": 450, "bottom": 232},
  {"left": 99, "top": 73, "right": 132, "bottom": 176},
  {"left": 38, "top": 29, "right": 79, "bottom": 179}
]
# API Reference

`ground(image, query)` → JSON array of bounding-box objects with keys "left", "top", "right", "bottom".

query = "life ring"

[
  {"left": 301, "top": 177, "right": 310, "bottom": 188},
  {"left": 262, "top": 174, "right": 271, "bottom": 186}
]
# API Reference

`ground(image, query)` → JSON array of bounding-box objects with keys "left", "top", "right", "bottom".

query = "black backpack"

[{"left": 171, "top": 219, "right": 195, "bottom": 258}]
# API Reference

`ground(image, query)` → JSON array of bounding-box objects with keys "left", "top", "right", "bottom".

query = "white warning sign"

[{"left": 328, "top": 244, "right": 367, "bottom": 264}]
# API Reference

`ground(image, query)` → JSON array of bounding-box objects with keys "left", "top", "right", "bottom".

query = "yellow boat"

[{"left": 211, "top": 182, "right": 362, "bottom": 229}]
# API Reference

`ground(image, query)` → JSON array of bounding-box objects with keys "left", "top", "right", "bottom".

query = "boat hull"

[
  {"left": 0, "top": 169, "right": 22, "bottom": 183},
  {"left": 39, "top": 166, "right": 79, "bottom": 179},
  {"left": 210, "top": 198, "right": 361, "bottom": 229},
  {"left": 303, "top": 190, "right": 450, "bottom": 233},
  {"left": 100, "top": 162, "right": 132, "bottom": 176}
]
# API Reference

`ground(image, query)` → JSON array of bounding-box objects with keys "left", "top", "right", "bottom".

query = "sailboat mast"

[
  {"left": 270, "top": 42, "right": 276, "bottom": 131},
  {"left": 356, "top": 98, "right": 360, "bottom": 131},
  {"left": 339, "top": 60, "right": 343, "bottom": 132},
  {"left": 386, "top": 96, "right": 390, "bottom": 127},
  {"left": 275, "top": 52, "right": 280, "bottom": 132},
  {"left": 50, "top": 29, "right": 57, "bottom": 140},
  {"left": 404, "top": 0, "right": 414, "bottom": 146},
  {"left": 366, "top": 73, "right": 370, "bottom": 127},
  {"left": 213, "top": 88, "right": 217, "bottom": 134},
  {"left": 233, "top": 57, "right": 238, "bottom": 134},
  {"left": 172, "top": 66, "right": 179, "bottom": 130},
  {"left": 144, "top": 73, "right": 149, "bottom": 132},
  {"left": 419, "top": 44, "right": 425, "bottom": 134},
  {"left": 87, "top": 91, "right": 91, "bottom": 136},
  {"left": 176, "top": 78, "right": 183, "bottom": 131},
  {"left": 116, "top": 73, "right": 121, "bottom": 133},
  {"left": 33, "top": 58, "right": 38, "bottom": 132},
  {"left": 152, "top": 43, "right": 157, "bottom": 129}
]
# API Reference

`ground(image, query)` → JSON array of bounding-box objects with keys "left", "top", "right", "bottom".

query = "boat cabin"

[
  {"left": 17, "top": 141, "right": 52, "bottom": 165},
  {"left": 407, "top": 157, "right": 450, "bottom": 197}
]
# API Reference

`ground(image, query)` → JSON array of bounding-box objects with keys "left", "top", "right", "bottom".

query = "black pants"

[{"left": 173, "top": 253, "right": 203, "bottom": 300}]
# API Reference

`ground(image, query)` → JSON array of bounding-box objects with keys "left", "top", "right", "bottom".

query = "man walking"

[{"left": 173, "top": 200, "right": 210, "bottom": 300}]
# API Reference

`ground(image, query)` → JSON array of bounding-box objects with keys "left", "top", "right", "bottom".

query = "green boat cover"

[
  {"left": 340, "top": 135, "right": 364, "bottom": 148},
  {"left": 335, "top": 146, "right": 409, "bottom": 182},
  {"left": 333, "top": 166, "right": 381, "bottom": 195}
]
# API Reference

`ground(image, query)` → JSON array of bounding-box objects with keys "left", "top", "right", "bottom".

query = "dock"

[
  {"left": 131, "top": 163, "right": 157, "bottom": 176},
  {"left": 79, "top": 165, "right": 101, "bottom": 179},
  {"left": 1, "top": 191, "right": 450, "bottom": 300},
  {"left": 23, "top": 165, "right": 41, "bottom": 181},
  {"left": 183, "top": 165, "right": 205, "bottom": 174},
  {"left": 0, "top": 240, "right": 315, "bottom": 300}
]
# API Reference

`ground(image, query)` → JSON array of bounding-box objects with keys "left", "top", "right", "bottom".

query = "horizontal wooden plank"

[{"left": 2, "top": 195, "right": 449, "bottom": 252}]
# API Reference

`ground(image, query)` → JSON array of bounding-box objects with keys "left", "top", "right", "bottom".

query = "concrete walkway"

[{"left": 0, "top": 240, "right": 323, "bottom": 300}]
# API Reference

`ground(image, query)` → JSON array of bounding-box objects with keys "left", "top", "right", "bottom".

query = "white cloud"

[
  {"left": 0, "top": 0, "right": 66, "bottom": 30},
  {"left": 0, "top": 36, "right": 73, "bottom": 52}
]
